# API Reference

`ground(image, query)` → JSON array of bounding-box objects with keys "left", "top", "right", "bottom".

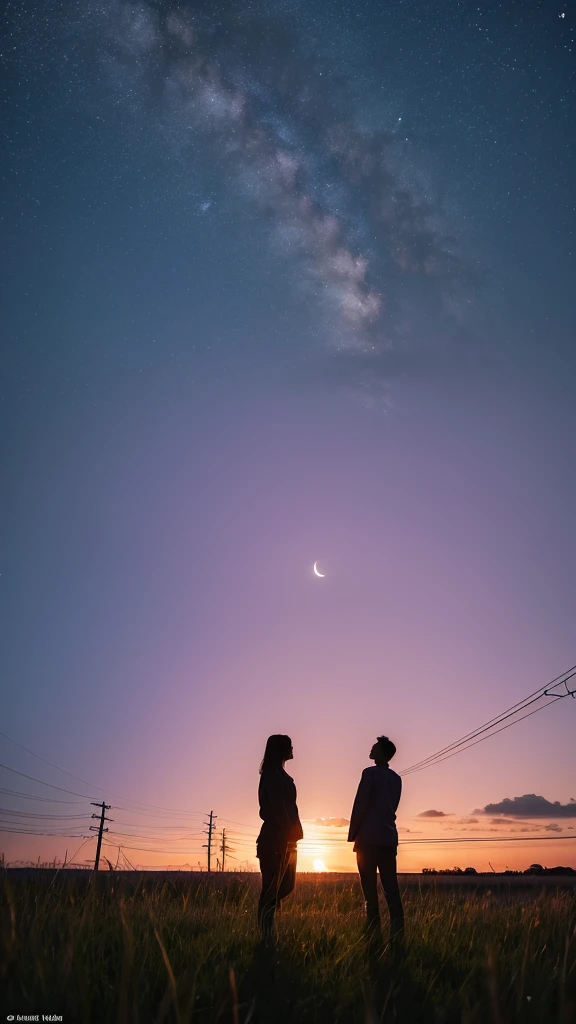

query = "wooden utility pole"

[
  {"left": 202, "top": 810, "right": 217, "bottom": 873},
  {"left": 90, "top": 802, "right": 112, "bottom": 871},
  {"left": 219, "top": 828, "right": 235, "bottom": 871}
]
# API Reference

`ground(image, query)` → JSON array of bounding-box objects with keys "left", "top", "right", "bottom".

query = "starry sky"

[{"left": 1, "top": 0, "right": 575, "bottom": 872}]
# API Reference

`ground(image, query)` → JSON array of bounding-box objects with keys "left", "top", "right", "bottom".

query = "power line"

[
  {"left": 101, "top": 840, "right": 207, "bottom": 855},
  {"left": 399, "top": 665, "right": 576, "bottom": 776},
  {"left": 401, "top": 696, "right": 566, "bottom": 777},
  {"left": 107, "top": 830, "right": 204, "bottom": 842},
  {"left": 101, "top": 839, "right": 138, "bottom": 871},
  {"left": 218, "top": 816, "right": 262, "bottom": 828},
  {"left": 0, "top": 732, "right": 204, "bottom": 816},
  {"left": 110, "top": 803, "right": 204, "bottom": 819},
  {"left": 107, "top": 821, "right": 205, "bottom": 832},
  {"left": 0, "top": 762, "right": 94, "bottom": 799},
  {"left": 401, "top": 665, "right": 576, "bottom": 773},
  {"left": 119, "top": 846, "right": 137, "bottom": 872},
  {"left": 0, "top": 730, "right": 106, "bottom": 789},
  {"left": 0, "top": 808, "right": 91, "bottom": 820},
  {"left": 63, "top": 836, "right": 96, "bottom": 866},
  {"left": 0, "top": 827, "right": 88, "bottom": 836},
  {"left": 0, "top": 787, "right": 86, "bottom": 804},
  {"left": 0, "top": 765, "right": 205, "bottom": 832}
]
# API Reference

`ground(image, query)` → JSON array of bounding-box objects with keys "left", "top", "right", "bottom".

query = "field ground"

[{"left": 1, "top": 870, "right": 575, "bottom": 1023}]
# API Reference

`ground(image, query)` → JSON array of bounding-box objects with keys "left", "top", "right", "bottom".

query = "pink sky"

[{"left": 2, "top": 388, "right": 575, "bottom": 873}]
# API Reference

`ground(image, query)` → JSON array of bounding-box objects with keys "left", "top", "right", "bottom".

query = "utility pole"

[
  {"left": 219, "top": 828, "right": 235, "bottom": 871},
  {"left": 90, "top": 802, "right": 112, "bottom": 872},
  {"left": 202, "top": 810, "right": 217, "bottom": 873}
]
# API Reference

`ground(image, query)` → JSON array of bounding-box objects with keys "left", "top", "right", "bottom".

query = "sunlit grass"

[{"left": 1, "top": 871, "right": 575, "bottom": 1022}]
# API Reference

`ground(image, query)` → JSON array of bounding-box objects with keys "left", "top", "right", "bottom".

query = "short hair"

[{"left": 376, "top": 735, "right": 396, "bottom": 761}]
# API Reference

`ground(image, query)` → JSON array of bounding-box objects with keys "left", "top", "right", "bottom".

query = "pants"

[
  {"left": 356, "top": 844, "right": 404, "bottom": 935},
  {"left": 257, "top": 842, "right": 297, "bottom": 937}
]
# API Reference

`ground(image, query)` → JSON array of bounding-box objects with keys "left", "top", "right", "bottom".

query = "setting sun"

[{"left": 313, "top": 859, "right": 328, "bottom": 872}]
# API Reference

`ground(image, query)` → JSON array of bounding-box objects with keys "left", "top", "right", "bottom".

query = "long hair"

[{"left": 259, "top": 734, "right": 292, "bottom": 775}]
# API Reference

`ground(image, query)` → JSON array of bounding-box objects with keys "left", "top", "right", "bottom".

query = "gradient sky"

[{"left": 1, "top": 0, "right": 575, "bottom": 873}]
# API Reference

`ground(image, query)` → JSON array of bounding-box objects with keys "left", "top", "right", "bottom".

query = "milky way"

[{"left": 99, "top": 0, "right": 473, "bottom": 379}]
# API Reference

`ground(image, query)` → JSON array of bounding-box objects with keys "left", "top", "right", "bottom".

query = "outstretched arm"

[{"left": 348, "top": 770, "right": 372, "bottom": 842}]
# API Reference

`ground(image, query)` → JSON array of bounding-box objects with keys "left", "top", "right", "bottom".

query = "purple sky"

[
  {"left": 2, "top": 374, "right": 575, "bottom": 870},
  {"left": 1, "top": 0, "right": 575, "bottom": 871}
]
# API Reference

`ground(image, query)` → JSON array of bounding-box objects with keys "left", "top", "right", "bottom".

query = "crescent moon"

[{"left": 313, "top": 561, "right": 325, "bottom": 578}]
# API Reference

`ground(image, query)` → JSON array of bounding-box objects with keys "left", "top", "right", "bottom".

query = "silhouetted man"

[{"left": 348, "top": 735, "right": 404, "bottom": 940}]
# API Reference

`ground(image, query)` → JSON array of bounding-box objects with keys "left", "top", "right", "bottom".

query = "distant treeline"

[{"left": 422, "top": 865, "right": 576, "bottom": 876}]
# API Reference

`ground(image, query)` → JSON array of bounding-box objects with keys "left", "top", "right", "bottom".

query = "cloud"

[
  {"left": 483, "top": 795, "right": 576, "bottom": 818},
  {"left": 312, "top": 817, "right": 349, "bottom": 827},
  {"left": 417, "top": 809, "right": 452, "bottom": 818}
]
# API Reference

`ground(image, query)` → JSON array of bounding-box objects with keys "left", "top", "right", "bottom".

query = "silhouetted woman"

[{"left": 257, "top": 734, "right": 303, "bottom": 941}]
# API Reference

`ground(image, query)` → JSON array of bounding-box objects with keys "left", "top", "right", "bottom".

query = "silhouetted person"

[
  {"left": 348, "top": 735, "right": 404, "bottom": 941},
  {"left": 256, "top": 734, "right": 303, "bottom": 942}
]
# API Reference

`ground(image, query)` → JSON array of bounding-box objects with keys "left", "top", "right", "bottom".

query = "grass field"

[{"left": 1, "top": 870, "right": 575, "bottom": 1023}]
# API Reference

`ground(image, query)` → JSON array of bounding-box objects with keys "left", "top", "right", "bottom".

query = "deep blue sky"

[{"left": 1, "top": 0, "right": 575, "bottom": 870}]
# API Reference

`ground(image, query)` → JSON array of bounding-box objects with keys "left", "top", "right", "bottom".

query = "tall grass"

[{"left": 1, "top": 871, "right": 575, "bottom": 1022}]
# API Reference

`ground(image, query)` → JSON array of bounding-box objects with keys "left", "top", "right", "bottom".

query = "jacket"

[
  {"left": 257, "top": 768, "right": 304, "bottom": 850},
  {"left": 348, "top": 764, "right": 402, "bottom": 848}
]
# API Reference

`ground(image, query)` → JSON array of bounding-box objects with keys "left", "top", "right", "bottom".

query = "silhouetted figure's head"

[
  {"left": 369, "top": 735, "right": 396, "bottom": 765},
  {"left": 260, "top": 734, "right": 294, "bottom": 774}
]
